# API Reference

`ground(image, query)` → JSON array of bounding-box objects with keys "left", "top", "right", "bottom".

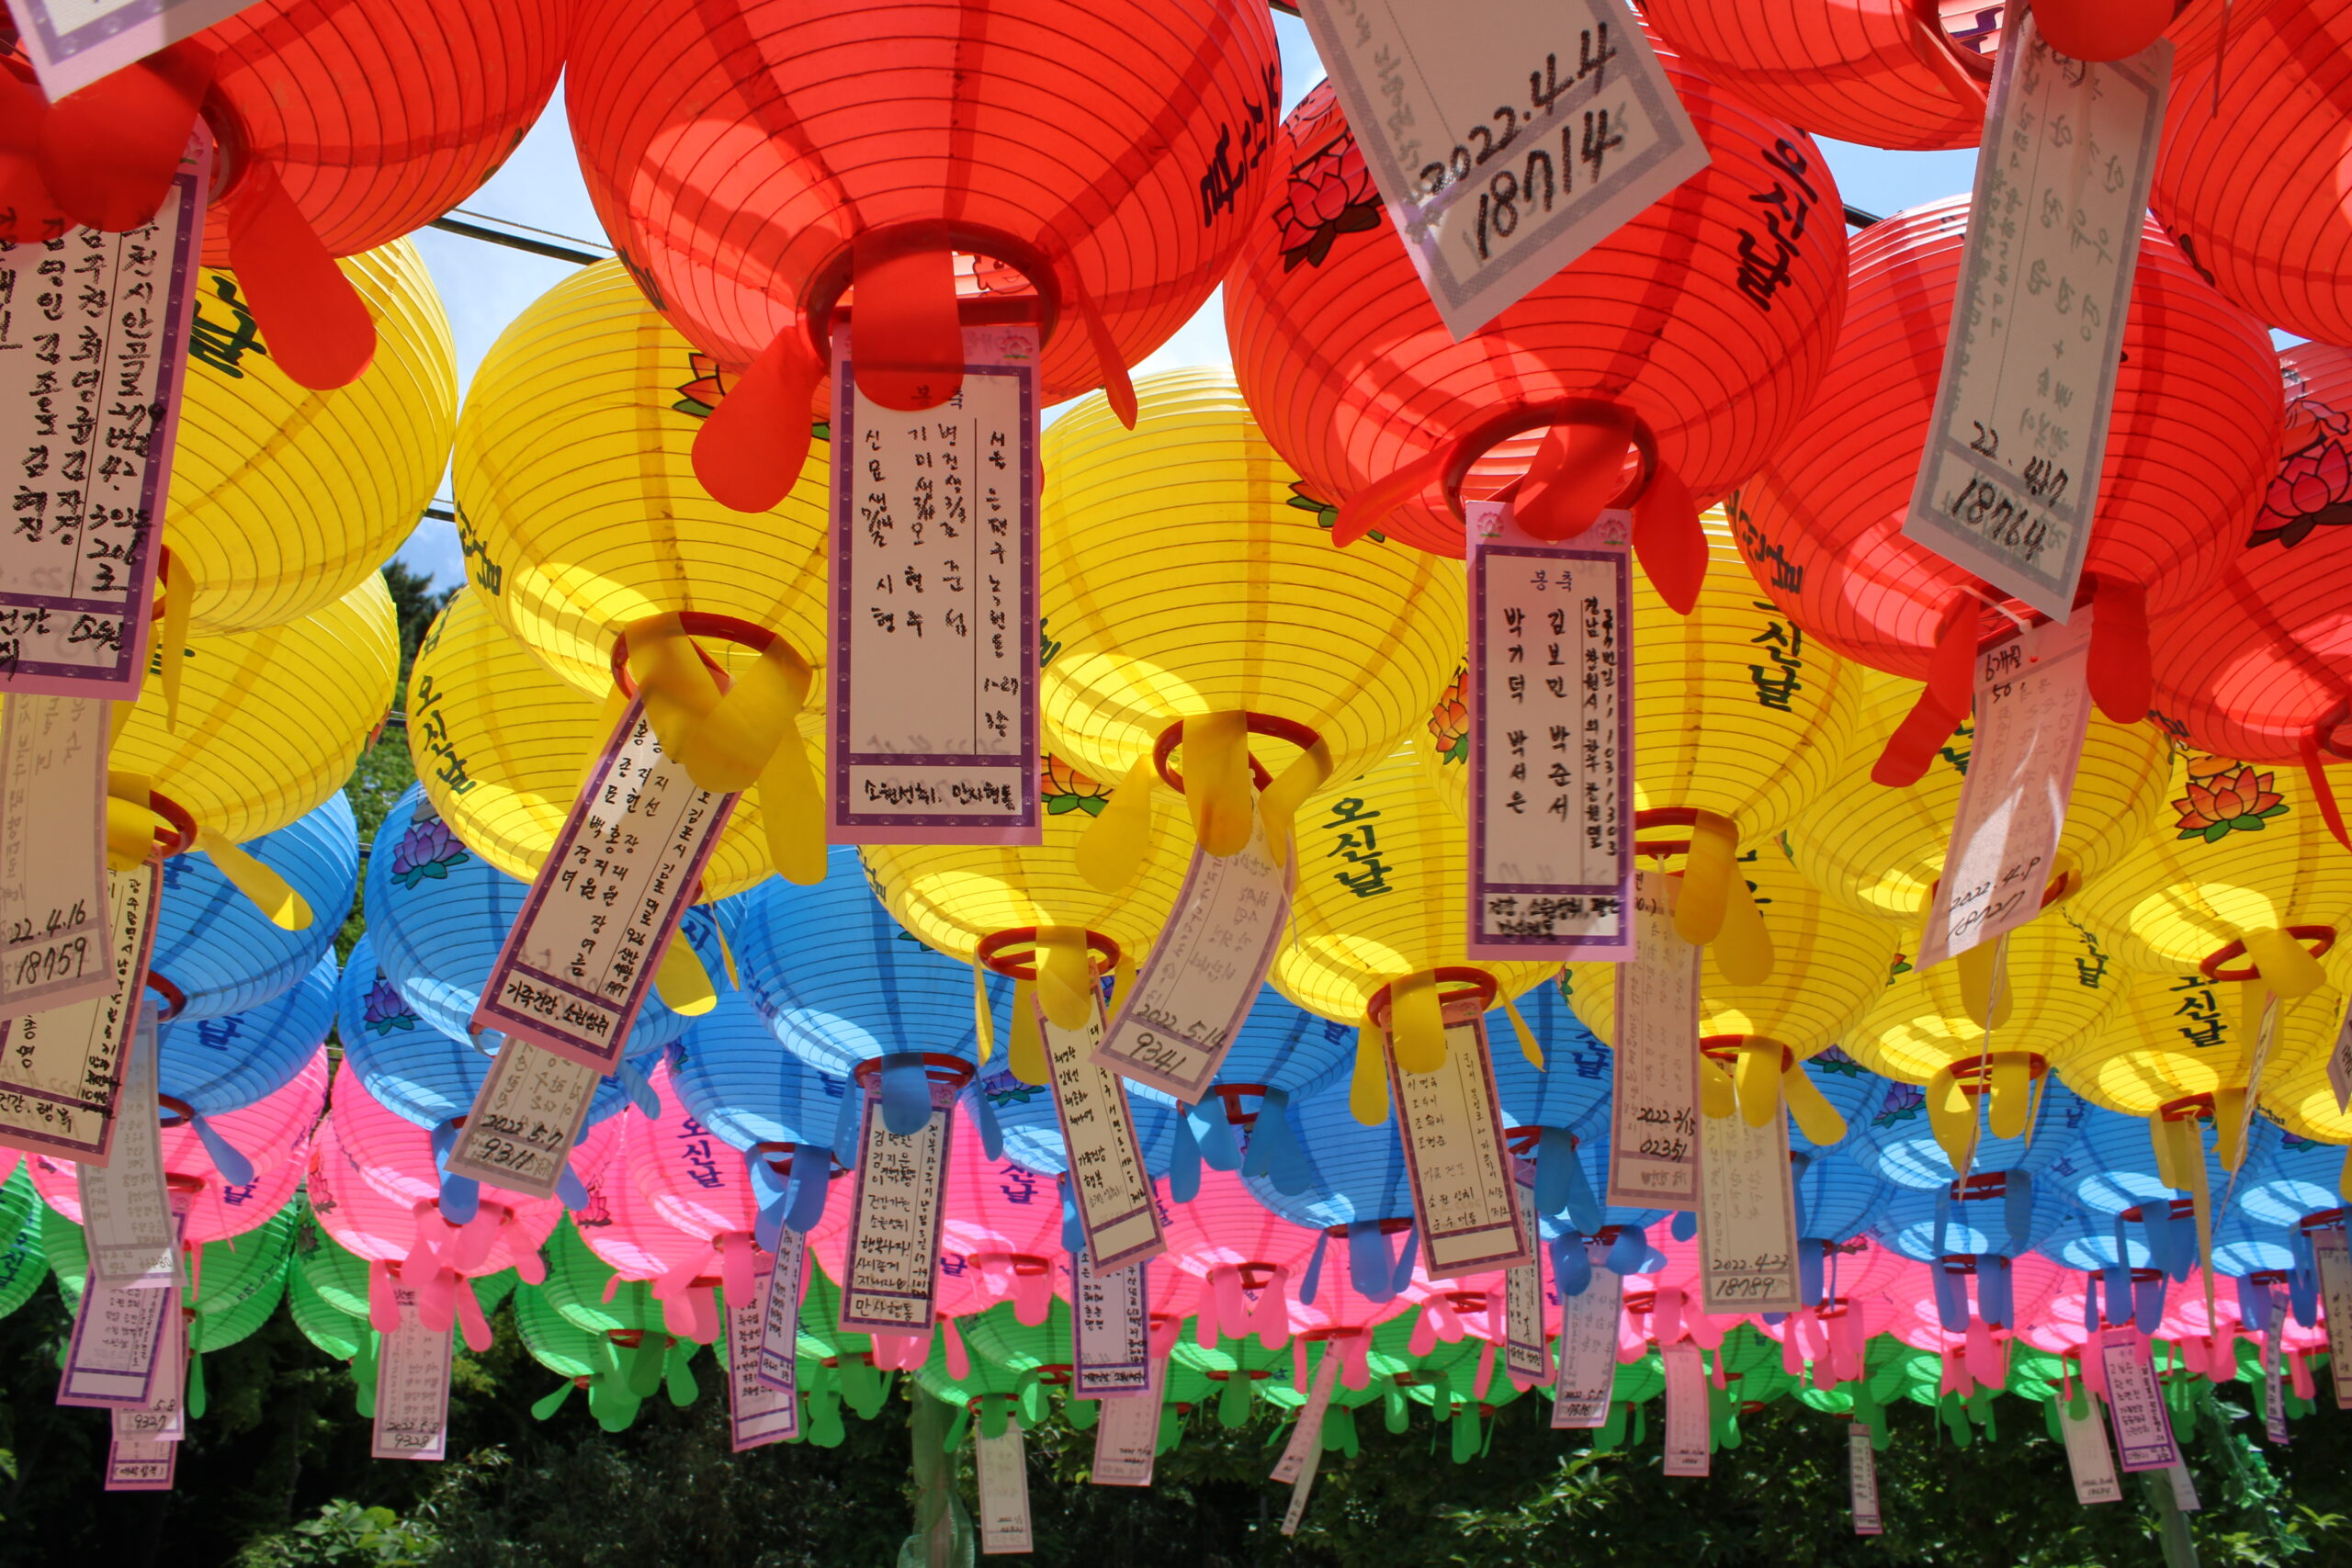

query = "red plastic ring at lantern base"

[
  {"left": 1632, "top": 807, "right": 1703, "bottom": 860},
  {"left": 1945, "top": 1054, "right": 2050, "bottom": 1095},
  {"left": 1321, "top": 1215, "right": 1415, "bottom": 1239},
  {"left": 1150, "top": 713, "right": 1320, "bottom": 795},
  {"left": 1504, "top": 1125, "right": 1577, "bottom": 1157},
  {"left": 1205, "top": 1084, "right": 1272, "bottom": 1126},
  {"left": 2158, "top": 1093, "right": 2215, "bottom": 1124},
  {"left": 1435, "top": 399, "right": 1658, "bottom": 527},
  {"left": 165, "top": 1172, "right": 206, "bottom": 1195},
  {"left": 119, "top": 787, "right": 199, "bottom": 860},
  {"left": 966, "top": 1251, "right": 1054, "bottom": 1279},
  {"left": 2121, "top": 1197, "right": 2198, "bottom": 1225},
  {"left": 1298, "top": 1325, "right": 1367, "bottom": 1345},
  {"left": 849, "top": 1054, "right": 976, "bottom": 1097},
  {"left": 1621, "top": 1290, "right": 1657, "bottom": 1314},
  {"left": 2299, "top": 1209, "right": 2346, "bottom": 1235},
  {"left": 800, "top": 220, "right": 1062, "bottom": 364},
  {"left": 1440, "top": 1288, "right": 1489, "bottom": 1314},
  {"left": 1949, "top": 1170, "right": 2011, "bottom": 1202},
  {"left": 608, "top": 1328, "right": 679, "bottom": 1350},
  {"left": 1365, "top": 968, "right": 1498, "bottom": 1031},
  {"left": 144, "top": 973, "right": 188, "bottom": 1022},
  {"left": 156, "top": 1094, "right": 196, "bottom": 1128},
  {"left": 975, "top": 927, "right": 1122, "bottom": 982},
  {"left": 1030, "top": 1363, "right": 1075, "bottom": 1388},
  {"left": 2199, "top": 927, "right": 2338, "bottom": 982},
  {"left": 751, "top": 1140, "right": 851, "bottom": 1179},
  {"left": 1699, "top": 1036, "right": 1795, "bottom": 1074},
  {"left": 1203, "top": 1367, "right": 1276, "bottom": 1382},
  {"left": 1229, "top": 1260, "right": 1283, "bottom": 1292},
  {"left": 607, "top": 613, "right": 781, "bottom": 699}
]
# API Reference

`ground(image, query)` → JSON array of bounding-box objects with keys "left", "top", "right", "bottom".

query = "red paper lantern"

[
  {"left": 2148, "top": 344, "right": 2352, "bottom": 768},
  {"left": 2152, "top": 0, "right": 2352, "bottom": 347},
  {"left": 1223, "top": 35, "right": 1849, "bottom": 588},
  {"left": 8, "top": 0, "right": 565, "bottom": 389},
  {"left": 1724, "top": 196, "right": 2279, "bottom": 782},
  {"left": 566, "top": 0, "right": 1282, "bottom": 512},
  {"left": 1640, "top": 0, "right": 2253, "bottom": 152}
]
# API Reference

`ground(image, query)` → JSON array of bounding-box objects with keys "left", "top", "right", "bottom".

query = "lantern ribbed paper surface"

[
  {"left": 2152, "top": 0, "right": 2352, "bottom": 348},
  {"left": 454, "top": 260, "right": 833, "bottom": 699},
  {"left": 112, "top": 573, "right": 397, "bottom": 845},
  {"left": 1844, "top": 912, "right": 2120, "bottom": 1088},
  {"left": 566, "top": 0, "right": 1279, "bottom": 407},
  {"left": 1783, "top": 666, "right": 2171, "bottom": 926},
  {"left": 404, "top": 588, "right": 774, "bottom": 898},
  {"left": 1727, "top": 197, "right": 2278, "bottom": 685},
  {"left": 1224, "top": 49, "right": 1849, "bottom": 558},
  {"left": 152, "top": 793, "right": 357, "bottom": 1021},
  {"left": 1039, "top": 367, "right": 1462, "bottom": 819},
  {"left": 2055, "top": 966, "right": 2344, "bottom": 1119},
  {"left": 168, "top": 243, "right": 456, "bottom": 634}
]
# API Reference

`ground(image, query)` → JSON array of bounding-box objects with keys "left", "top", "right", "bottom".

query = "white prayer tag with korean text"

[
  {"left": 1386, "top": 1015, "right": 1532, "bottom": 1280},
  {"left": 1551, "top": 1258, "right": 1620, "bottom": 1429},
  {"left": 2265, "top": 1314, "right": 2290, "bottom": 1445},
  {"left": 1297, "top": 0, "right": 1707, "bottom": 338},
  {"left": 1043, "top": 997, "right": 1165, "bottom": 1273},
  {"left": 1466, "top": 502, "right": 1631, "bottom": 958},
  {"left": 2168, "top": 1461, "right": 2201, "bottom": 1512},
  {"left": 472, "top": 699, "right": 735, "bottom": 1072},
  {"left": 76, "top": 1010, "right": 173, "bottom": 1286},
  {"left": 2314, "top": 1231, "right": 2352, "bottom": 1410},
  {"left": 0, "top": 694, "right": 108, "bottom": 1010},
  {"left": 838, "top": 1079, "right": 952, "bottom": 1335},
  {"left": 2098, "top": 1326, "right": 2180, "bottom": 1472},
  {"left": 0, "top": 137, "right": 206, "bottom": 694},
  {"left": 976, "top": 1424, "right": 1034, "bottom": 1556},
  {"left": 445, "top": 1034, "right": 602, "bottom": 1199},
  {"left": 758, "top": 1224, "right": 807, "bottom": 1395},
  {"left": 1904, "top": 16, "right": 2172, "bottom": 617},
  {"left": 104, "top": 1432, "right": 175, "bottom": 1491},
  {"left": 1095, "top": 809, "right": 1291, "bottom": 1101},
  {"left": 1090, "top": 1351, "right": 1162, "bottom": 1487},
  {"left": 1915, "top": 619, "right": 2093, "bottom": 969},
  {"left": 1605, "top": 871, "right": 1701, "bottom": 1208},
  {"left": 2062, "top": 1395, "right": 2123, "bottom": 1503},
  {"left": 372, "top": 1285, "right": 452, "bottom": 1461},
  {"left": 1661, "top": 1340, "right": 1710, "bottom": 1476},
  {"left": 1849, "top": 1425, "right": 1883, "bottom": 1534},
  {"left": 1697, "top": 1099, "right": 1801, "bottom": 1314},
  {"left": 1271, "top": 1342, "right": 1344, "bottom": 1486},
  {"left": 0, "top": 858, "right": 157, "bottom": 1162},
  {"left": 57, "top": 1270, "right": 172, "bottom": 1405},
  {"left": 6, "top": 0, "right": 267, "bottom": 99},
  {"left": 110, "top": 1288, "right": 183, "bottom": 1443},
  {"left": 1073, "top": 1248, "right": 1151, "bottom": 1397},
  {"left": 1504, "top": 1166, "right": 1548, "bottom": 1383},
  {"left": 829, "top": 321, "right": 1038, "bottom": 844},
  {"left": 2326, "top": 994, "right": 2352, "bottom": 1116},
  {"left": 727, "top": 1280, "right": 797, "bottom": 1451}
]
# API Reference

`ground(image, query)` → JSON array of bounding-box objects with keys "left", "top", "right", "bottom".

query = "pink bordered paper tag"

[{"left": 0, "top": 855, "right": 160, "bottom": 1164}]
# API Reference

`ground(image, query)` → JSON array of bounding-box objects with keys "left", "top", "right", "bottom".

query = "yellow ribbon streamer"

[
  {"left": 1077, "top": 754, "right": 1159, "bottom": 894},
  {"left": 1387, "top": 969, "right": 1444, "bottom": 1076},
  {"left": 103, "top": 782, "right": 160, "bottom": 872},
  {"left": 1733, "top": 1041, "right": 1780, "bottom": 1129},
  {"left": 2147, "top": 1111, "right": 2182, "bottom": 1191},
  {"left": 1925, "top": 1067, "right": 1978, "bottom": 1171},
  {"left": 652, "top": 935, "right": 718, "bottom": 1016},
  {"left": 2241, "top": 926, "right": 2326, "bottom": 999},
  {"left": 196, "top": 829, "right": 310, "bottom": 930},
  {"left": 1035, "top": 926, "right": 1094, "bottom": 1032},
  {"left": 2338, "top": 1145, "right": 2352, "bottom": 1204},
  {"left": 2211, "top": 1088, "right": 2249, "bottom": 1171},
  {"left": 1955, "top": 939, "right": 2013, "bottom": 1031},
  {"left": 1008, "top": 977, "right": 1047, "bottom": 1086},
  {"left": 1108, "top": 945, "right": 1137, "bottom": 1019},
  {"left": 2171, "top": 1115, "right": 2214, "bottom": 1282},
  {"left": 1258, "top": 738, "right": 1334, "bottom": 871},
  {"left": 1781, "top": 1063, "right": 1845, "bottom": 1146},
  {"left": 1699, "top": 1055, "right": 1736, "bottom": 1122},
  {"left": 158, "top": 550, "right": 190, "bottom": 734},
  {"left": 755, "top": 724, "right": 827, "bottom": 886},
  {"left": 1498, "top": 992, "right": 1544, "bottom": 1071},
  {"left": 1350, "top": 1023, "right": 1389, "bottom": 1126},
  {"left": 1182, "top": 711, "right": 1253, "bottom": 859},
  {"left": 971, "top": 956, "right": 995, "bottom": 1065},
  {"left": 577, "top": 684, "right": 631, "bottom": 798},
  {"left": 1677, "top": 815, "right": 1736, "bottom": 949},
  {"left": 1987, "top": 1054, "right": 2030, "bottom": 1142}
]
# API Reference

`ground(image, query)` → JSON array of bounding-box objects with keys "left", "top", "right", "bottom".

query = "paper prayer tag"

[
  {"left": 76, "top": 1006, "right": 175, "bottom": 1286},
  {"left": 1902, "top": 14, "right": 2172, "bottom": 618},
  {"left": 1605, "top": 870, "right": 1701, "bottom": 1209},
  {"left": 104, "top": 1433, "right": 176, "bottom": 1491},
  {"left": 1504, "top": 1161, "right": 1549, "bottom": 1382},
  {"left": 828, "top": 321, "right": 1039, "bottom": 845},
  {"left": 1073, "top": 1248, "right": 1152, "bottom": 1398},
  {"left": 57, "top": 1269, "right": 173, "bottom": 1406},
  {"left": 976, "top": 1423, "right": 1035, "bottom": 1556},
  {"left": 444, "top": 1034, "right": 604, "bottom": 1200},
  {"left": 1849, "top": 1423, "right": 1883, "bottom": 1534},
  {"left": 1550, "top": 1255, "right": 1619, "bottom": 1430},
  {"left": 1296, "top": 0, "right": 1708, "bottom": 339},
  {"left": 1270, "top": 1341, "right": 1344, "bottom": 1486},
  {"left": 1661, "top": 1340, "right": 1710, "bottom": 1476},
  {"left": 1094, "top": 807, "right": 1292, "bottom": 1102},
  {"left": 2314, "top": 1231, "right": 2352, "bottom": 1410},
  {"left": 1696, "top": 1093, "right": 1802, "bottom": 1314},
  {"left": 1385, "top": 1012, "right": 1532, "bottom": 1280},
  {"left": 2061, "top": 1393, "right": 2123, "bottom": 1503},
  {"left": 2326, "top": 994, "right": 2352, "bottom": 1116},
  {"left": 0, "top": 694, "right": 110, "bottom": 1010},
  {"left": 110, "top": 1288, "right": 184, "bottom": 1444},
  {"left": 1040, "top": 994, "right": 1165, "bottom": 1273},
  {"left": 1914, "top": 618, "right": 2093, "bottom": 970},
  {"left": 0, "top": 135, "right": 208, "bottom": 694},
  {"left": 758, "top": 1224, "right": 808, "bottom": 1395},
  {"left": 2098, "top": 1326, "right": 2180, "bottom": 1472},
  {"left": 1090, "top": 1350, "right": 1163, "bottom": 1487},
  {"left": 2264, "top": 1306, "right": 2290, "bottom": 1445},
  {"left": 0, "top": 854, "right": 161, "bottom": 1163},
  {"left": 728, "top": 1265, "right": 798, "bottom": 1451},
  {"left": 471, "top": 697, "right": 736, "bottom": 1072},
  {"left": 372, "top": 1284, "right": 453, "bottom": 1461},
  {"left": 837, "top": 1070, "right": 954, "bottom": 1335},
  {"left": 1465, "top": 502, "right": 1633, "bottom": 959},
  {"left": 7, "top": 0, "right": 268, "bottom": 100}
]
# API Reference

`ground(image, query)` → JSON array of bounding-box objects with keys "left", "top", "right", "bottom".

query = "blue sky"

[{"left": 393, "top": 15, "right": 1981, "bottom": 587}]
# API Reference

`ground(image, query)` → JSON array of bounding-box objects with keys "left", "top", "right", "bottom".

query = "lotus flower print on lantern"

[{"left": 2173, "top": 761, "right": 2290, "bottom": 844}]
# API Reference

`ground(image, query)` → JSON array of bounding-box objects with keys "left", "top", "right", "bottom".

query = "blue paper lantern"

[
  {"left": 151, "top": 793, "right": 356, "bottom": 1020},
  {"left": 155, "top": 948, "right": 335, "bottom": 1184},
  {"left": 1843, "top": 1072, "right": 2091, "bottom": 1190}
]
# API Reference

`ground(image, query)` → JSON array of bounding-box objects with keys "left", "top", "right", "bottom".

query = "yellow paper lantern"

[
  {"left": 2069, "top": 752, "right": 2352, "bottom": 1002},
  {"left": 166, "top": 242, "right": 457, "bottom": 634},
  {"left": 109, "top": 574, "right": 395, "bottom": 922},
  {"left": 1567, "top": 843, "right": 1898, "bottom": 1136},
  {"left": 1843, "top": 910, "right": 2121, "bottom": 1159},
  {"left": 454, "top": 261, "right": 831, "bottom": 870},
  {"left": 1271, "top": 742, "right": 1555, "bottom": 1121},
  {"left": 1037, "top": 368, "right": 1462, "bottom": 877},
  {"left": 405, "top": 587, "right": 780, "bottom": 902},
  {"left": 2259, "top": 1039, "right": 2352, "bottom": 1145},
  {"left": 1783, "top": 665, "right": 2171, "bottom": 928},
  {"left": 864, "top": 750, "right": 1191, "bottom": 1080}
]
